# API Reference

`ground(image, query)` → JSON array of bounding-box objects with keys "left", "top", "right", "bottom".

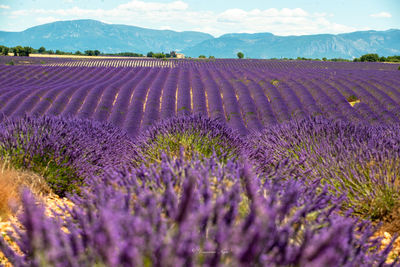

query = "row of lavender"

[
  {"left": 1, "top": 61, "right": 400, "bottom": 136},
  {"left": 37, "top": 58, "right": 400, "bottom": 71}
]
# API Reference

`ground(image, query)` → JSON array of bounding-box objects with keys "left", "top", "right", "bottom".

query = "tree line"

[
  {"left": 282, "top": 54, "right": 400, "bottom": 63},
  {"left": 353, "top": 53, "right": 400, "bottom": 63},
  {"left": 1, "top": 45, "right": 399, "bottom": 63}
]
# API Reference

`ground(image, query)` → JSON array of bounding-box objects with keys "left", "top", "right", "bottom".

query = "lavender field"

[
  {"left": 1, "top": 56, "right": 400, "bottom": 266},
  {"left": 1, "top": 57, "right": 400, "bottom": 136}
]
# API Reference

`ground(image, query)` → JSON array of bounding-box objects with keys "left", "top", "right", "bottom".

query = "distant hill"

[
  {"left": 0, "top": 19, "right": 399, "bottom": 59},
  {"left": 183, "top": 30, "right": 400, "bottom": 59},
  {"left": 0, "top": 19, "right": 213, "bottom": 54}
]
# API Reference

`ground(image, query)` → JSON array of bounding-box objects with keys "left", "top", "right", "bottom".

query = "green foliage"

[
  {"left": 11, "top": 46, "right": 33, "bottom": 57},
  {"left": 270, "top": 79, "right": 279, "bottom": 86},
  {"left": 0, "top": 45, "right": 9, "bottom": 56},
  {"left": 0, "top": 128, "right": 84, "bottom": 196},
  {"left": 85, "top": 50, "right": 95, "bottom": 56},
  {"left": 38, "top": 46, "right": 46, "bottom": 53},
  {"left": 6, "top": 61, "right": 14, "bottom": 66},
  {"left": 147, "top": 51, "right": 154, "bottom": 57},
  {"left": 237, "top": 52, "right": 244, "bottom": 59},
  {"left": 346, "top": 95, "right": 358, "bottom": 102},
  {"left": 324, "top": 157, "right": 400, "bottom": 220},
  {"left": 137, "top": 132, "right": 238, "bottom": 165},
  {"left": 330, "top": 58, "right": 351, "bottom": 62},
  {"left": 108, "top": 52, "right": 143, "bottom": 57},
  {"left": 387, "top": 56, "right": 400, "bottom": 62},
  {"left": 83, "top": 50, "right": 101, "bottom": 56},
  {"left": 276, "top": 137, "right": 400, "bottom": 221},
  {"left": 170, "top": 51, "right": 177, "bottom": 58},
  {"left": 0, "top": 146, "right": 83, "bottom": 197},
  {"left": 152, "top": 53, "right": 166, "bottom": 58},
  {"left": 359, "top": 53, "right": 380, "bottom": 62},
  {"left": 198, "top": 55, "right": 206, "bottom": 58}
]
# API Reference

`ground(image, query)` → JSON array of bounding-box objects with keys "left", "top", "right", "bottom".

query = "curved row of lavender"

[
  {"left": 1, "top": 58, "right": 400, "bottom": 137},
  {"left": 0, "top": 114, "right": 398, "bottom": 266}
]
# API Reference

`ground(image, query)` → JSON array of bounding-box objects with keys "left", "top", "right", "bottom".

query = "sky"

[{"left": 0, "top": 0, "right": 399, "bottom": 37}]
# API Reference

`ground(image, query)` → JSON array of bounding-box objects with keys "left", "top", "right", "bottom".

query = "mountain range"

[{"left": 0, "top": 19, "right": 399, "bottom": 59}]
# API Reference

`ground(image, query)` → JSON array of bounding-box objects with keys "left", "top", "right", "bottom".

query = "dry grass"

[
  {"left": 348, "top": 99, "right": 361, "bottom": 106},
  {"left": 0, "top": 160, "right": 72, "bottom": 266},
  {"left": 0, "top": 160, "right": 51, "bottom": 221}
]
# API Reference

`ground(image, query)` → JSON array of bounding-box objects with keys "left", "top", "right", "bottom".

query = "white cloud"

[
  {"left": 118, "top": 0, "right": 188, "bottom": 11},
  {"left": 9, "top": 2, "right": 360, "bottom": 36},
  {"left": 0, "top": 5, "right": 10, "bottom": 9},
  {"left": 36, "top": 16, "right": 59, "bottom": 24},
  {"left": 370, "top": 12, "right": 392, "bottom": 18}
]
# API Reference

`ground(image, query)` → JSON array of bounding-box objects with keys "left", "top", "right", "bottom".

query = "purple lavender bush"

[
  {"left": 0, "top": 115, "right": 137, "bottom": 196},
  {"left": 247, "top": 116, "right": 400, "bottom": 221},
  {"left": 133, "top": 115, "right": 245, "bottom": 165},
  {"left": 0, "top": 154, "right": 396, "bottom": 266}
]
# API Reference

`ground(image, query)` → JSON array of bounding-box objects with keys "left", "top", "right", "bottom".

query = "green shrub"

[
  {"left": 133, "top": 115, "right": 244, "bottom": 166},
  {"left": 0, "top": 147, "right": 83, "bottom": 197},
  {"left": 346, "top": 95, "right": 359, "bottom": 102}
]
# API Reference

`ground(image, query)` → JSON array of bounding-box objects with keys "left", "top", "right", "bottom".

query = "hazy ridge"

[{"left": 0, "top": 19, "right": 399, "bottom": 59}]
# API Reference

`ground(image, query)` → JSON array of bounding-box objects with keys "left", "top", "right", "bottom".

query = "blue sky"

[{"left": 0, "top": 0, "right": 399, "bottom": 36}]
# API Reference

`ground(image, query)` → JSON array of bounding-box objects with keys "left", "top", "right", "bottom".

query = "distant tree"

[
  {"left": 13, "top": 46, "right": 23, "bottom": 56},
  {"left": 85, "top": 50, "right": 95, "bottom": 56},
  {"left": 47, "top": 50, "right": 54, "bottom": 55},
  {"left": 379, "top": 56, "right": 386, "bottom": 62},
  {"left": 110, "top": 52, "right": 143, "bottom": 57},
  {"left": 153, "top": 53, "right": 166, "bottom": 58},
  {"left": 55, "top": 50, "right": 63, "bottom": 55},
  {"left": 94, "top": 50, "right": 101, "bottom": 56},
  {"left": 75, "top": 51, "right": 82, "bottom": 55},
  {"left": 12, "top": 46, "right": 33, "bottom": 57},
  {"left": 0, "top": 45, "right": 9, "bottom": 56},
  {"left": 23, "top": 46, "right": 33, "bottom": 56},
  {"left": 147, "top": 51, "right": 154, "bottom": 58},
  {"left": 387, "top": 56, "right": 400, "bottom": 62},
  {"left": 199, "top": 55, "right": 206, "bottom": 58},
  {"left": 165, "top": 53, "right": 171, "bottom": 58},
  {"left": 38, "top": 46, "right": 46, "bottom": 54},
  {"left": 170, "top": 51, "right": 177, "bottom": 58},
  {"left": 322, "top": 57, "right": 327, "bottom": 61},
  {"left": 237, "top": 52, "right": 244, "bottom": 59},
  {"left": 209, "top": 55, "right": 215, "bottom": 59},
  {"left": 359, "top": 53, "right": 379, "bottom": 62},
  {"left": 331, "top": 58, "right": 350, "bottom": 62}
]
